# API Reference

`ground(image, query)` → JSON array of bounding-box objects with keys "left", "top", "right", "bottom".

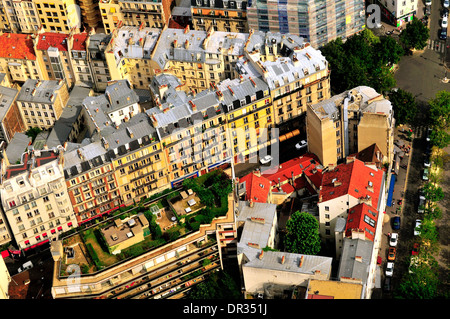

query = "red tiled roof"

[
  {"left": 319, "top": 159, "right": 384, "bottom": 210},
  {"left": 345, "top": 203, "right": 379, "bottom": 242},
  {"left": 0, "top": 33, "right": 36, "bottom": 60},
  {"left": 36, "top": 33, "right": 69, "bottom": 51},
  {"left": 262, "top": 153, "right": 321, "bottom": 186},
  {"left": 239, "top": 172, "right": 271, "bottom": 203},
  {"left": 72, "top": 32, "right": 88, "bottom": 51}
]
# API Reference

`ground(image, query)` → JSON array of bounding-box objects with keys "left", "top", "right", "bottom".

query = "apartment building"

[
  {"left": 247, "top": 0, "right": 366, "bottom": 48},
  {"left": 217, "top": 76, "right": 272, "bottom": 163},
  {"left": 81, "top": 84, "right": 170, "bottom": 205},
  {"left": 83, "top": 80, "right": 139, "bottom": 131},
  {"left": 34, "top": 0, "right": 81, "bottom": 33},
  {"left": 105, "top": 26, "right": 161, "bottom": 90},
  {"left": 306, "top": 86, "right": 395, "bottom": 167},
  {"left": 190, "top": 0, "right": 248, "bottom": 33},
  {"left": 0, "top": 2, "right": 10, "bottom": 31},
  {"left": 0, "top": 33, "right": 42, "bottom": 84},
  {"left": 317, "top": 158, "right": 386, "bottom": 248},
  {"left": 0, "top": 86, "right": 25, "bottom": 144},
  {"left": 147, "top": 88, "right": 231, "bottom": 188},
  {"left": 35, "top": 32, "right": 76, "bottom": 89},
  {"left": 16, "top": 79, "right": 69, "bottom": 130},
  {"left": 86, "top": 33, "right": 112, "bottom": 91},
  {"left": 0, "top": 256, "right": 10, "bottom": 299},
  {"left": 63, "top": 141, "right": 122, "bottom": 225},
  {"left": 377, "top": 0, "right": 417, "bottom": 27},
  {"left": 50, "top": 191, "right": 236, "bottom": 299},
  {"left": 236, "top": 31, "right": 330, "bottom": 135},
  {"left": 0, "top": 148, "right": 78, "bottom": 251},
  {"left": 68, "top": 32, "right": 94, "bottom": 88},
  {"left": 77, "top": 0, "right": 101, "bottom": 28},
  {"left": 149, "top": 27, "right": 248, "bottom": 93},
  {"left": 3, "top": 0, "right": 42, "bottom": 33}
]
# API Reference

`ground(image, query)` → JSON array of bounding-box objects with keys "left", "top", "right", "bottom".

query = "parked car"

[
  {"left": 442, "top": 13, "right": 448, "bottom": 28},
  {"left": 389, "top": 233, "right": 398, "bottom": 247},
  {"left": 424, "top": 158, "right": 430, "bottom": 167},
  {"left": 422, "top": 168, "right": 429, "bottom": 180},
  {"left": 388, "top": 247, "right": 397, "bottom": 261},
  {"left": 295, "top": 140, "right": 307, "bottom": 150},
  {"left": 383, "top": 277, "right": 392, "bottom": 292},
  {"left": 414, "top": 219, "right": 422, "bottom": 236},
  {"left": 445, "top": 0, "right": 450, "bottom": 8},
  {"left": 17, "top": 261, "right": 33, "bottom": 273},
  {"left": 385, "top": 262, "right": 394, "bottom": 277},
  {"left": 425, "top": 5, "right": 431, "bottom": 15},
  {"left": 426, "top": 0, "right": 431, "bottom": 5},
  {"left": 259, "top": 155, "right": 273, "bottom": 165},
  {"left": 439, "top": 28, "right": 448, "bottom": 40},
  {"left": 392, "top": 216, "right": 401, "bottom": 230},
  {"left": 412, "top": 243, "right": 420, "bottom": 256},
  {"left": 418, "top": 195, "right": 426, "bottom": 214}
]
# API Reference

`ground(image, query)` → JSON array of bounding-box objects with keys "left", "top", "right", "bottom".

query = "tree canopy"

[
  {"left": 399, "top": 17, "right": 430, "bottom": 51},
  {"left": 388, "top": 88, "right": 418, "bottom": 125},
  {"left": 428, "top": 91, "right": 450, "bottom": 149},
  {"left": 188, "top": 271, "right": 241, "bottom": 299},
  {"left": 321, "top": 29, "right": 400, "bottom": 95},
  {"left": 284, "top": 211, "right": 321, "bottom": 255}
]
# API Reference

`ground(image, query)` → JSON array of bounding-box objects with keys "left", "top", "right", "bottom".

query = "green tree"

[
  {"left": 25, "top": 127, "right": 42, "bottom": 142},
  {"left": 422, "top": 182, "right": 444, "bottom": 202},
  {"left": 399, "top": 17, "right": 430, "bottom": 50},
  {"left": 189, "top": 271, "right": 241, "bottom": 299},
  {"left": 396, "top": 262, "right": 439, "bottom": 299},
  {"left": 419, "top": 217, "right": 439, "bottom": 248},
  {"left": 284, "top": 211, "right": 321, "bottom": 255},
  {"left": 429, "top": 128, "right": 450, "bottom": 149},
  {"left": 375, "top": 36, "right": 405, "bottom": 66},
  {"left": 369, "top": 65, "right": 397, "bottom": 94},
  {"left": 428, "top": 91, "right": 450, "bottom": 129},
  {"left": 388, "top": 88, "right": 418, "bottom": 125}
]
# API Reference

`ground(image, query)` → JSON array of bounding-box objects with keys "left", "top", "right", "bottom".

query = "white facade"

[
  {"left": 0, "top": 151, "right": 78, "bottom": 250},
  {"left": 0, "top": 257, "right": 10, "bottom": 299}
]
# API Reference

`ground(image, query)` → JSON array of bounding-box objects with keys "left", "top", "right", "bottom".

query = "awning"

[
  {"left": 386, "top": 174, "right": 396, "bottom": 207},
  {"left": 1, "top": 250, "right": 9, "bottom": 258}
]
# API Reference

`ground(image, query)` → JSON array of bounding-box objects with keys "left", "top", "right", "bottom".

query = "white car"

[
  {"left": 426, "top": 0, "right": 431, "bottom": 5},
  {"left": 386, "top": 262, "right": 394, "bottom": 277},
  {"left": 442, "top": 13, "right": 448, "bottom": 28},
  {"left": 259, "top": 155, "right": 273, "bottom": 165},
  {"left": 445, "top": 0, "right": 450, "bottom": 8},
  {"left": 295, "top": 140, "right": 307, "bottom": 150},
  {"left": 17, "top": 261, "right": 33, "bottom": 273},
  {"left": 414, "top": 219, "right": 422, "bottom": 236},
  {"left": 424, "top": 158, "right": 430, "bottom": 167},
  {"left": 389, "top": 233, "right": 398, "bottom": 247}
]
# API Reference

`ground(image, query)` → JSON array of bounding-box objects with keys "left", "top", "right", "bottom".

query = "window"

[{"left": 325, "top": 206, "right": 329, "bottom": 211}]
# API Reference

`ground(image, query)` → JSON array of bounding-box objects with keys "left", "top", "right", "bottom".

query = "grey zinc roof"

[
  {"left": 63, "top": 141, "right": 110, "bottom": 178},
  {"left": 105, "top": 80, "right": 139, "bottom": 112},
  {"left": 46, "top": 104, "right": 82, "bottom": 148},
  {"left": 244, "top": 250, "right": 333, "bottom": 276},
  {"left": 5, "top": 133, "right": 31, "bottom": 164},
  {"left": 0, "top": 85, "right": 18, "bottom": 120},
  {"left": 337, "top": 238, "right": 373, "bottom": 284},
  {"left": 16, "top": 79, "right": 63, "bottom": 104},
  {"left": 217, "top": 76, "right": 268, "bottom": 111},
  {"left": 113, "top": 26, "right": 161, "bottom": 64},
  {"left": 152, "top": 28, "right": 247, "bottom": 69}
]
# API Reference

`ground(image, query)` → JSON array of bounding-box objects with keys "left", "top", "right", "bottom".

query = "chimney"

[
  {"left": 355, "top": 256, "right": 362, "bottom": 263},
  {"left": 101, "top": 137, "right": 109, "bottom": 149},
  {"left": 333, "top": 179, "right": 342, "bottom": 187},
  {"left": 151, "top": 114, "right": 158, "bottom": 127},
  {"left": 126, "top": 127, "right": 134, "bottom": 138},
  {"left": 77, "top": 149, "right": 84, "bottom": 160},
  {"left": 281, "top": 255, "right": 285, "bottom": 264},
  {"left": 249, "top": 199, "right": 254, "bottom": 207},
  {"left": 189, "top": 100, "right": 197, "bottom": 112},
  {"left": 258, "top": 250, "right": 264, "bottom": 260},
  {"left": 299, "top": 256, "right": 304, "bottom": 267},
  {"left": 185, "top": 39, "right": 190, "bottom": 49}
]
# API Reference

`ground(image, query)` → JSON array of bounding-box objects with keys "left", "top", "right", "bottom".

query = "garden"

[{"left": 59, "top": 169, "right": 233, "bottom": 276}]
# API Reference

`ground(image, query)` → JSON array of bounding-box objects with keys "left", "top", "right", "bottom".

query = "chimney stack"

[{"left": 281, "top": 255, "right": 285, "bottom": 264}]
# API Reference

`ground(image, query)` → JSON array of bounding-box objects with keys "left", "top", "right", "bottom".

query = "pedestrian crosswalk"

[{"left": 426, "top": 39, "right": 446, "bottom": 53}]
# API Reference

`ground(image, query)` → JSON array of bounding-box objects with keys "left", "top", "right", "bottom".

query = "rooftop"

[
  {"left": 0, "top": 86, "right": 19, "bottom": 120},
  {"left": 345, "top": 203, "right": 379, "bottom": 242},
  {"left": 0, "top": 33, "right": 36, "bottom": 60},
  {"left": 319, "top": 158, "right": 385, "bottom": 210},
  {"left": 238, "top": 172, "right": 271, "bottom": 203},
  {"left": 307, "top": 279, "right": 363, "bottom": 299},
  {"left": 16, "top": 79, "right": 64, "bottom": 104},
  {"left": 72, "top": 32, "right": 89, "bottom": 51},
  {"left": 36, "top": 33, "right": 69, "bottom": 52},
  {"left": 112, "top": 26, "right": 161, "bottom": 63},
  {"left": 337, "top": 238, "right": 373, "bottom": 285}
]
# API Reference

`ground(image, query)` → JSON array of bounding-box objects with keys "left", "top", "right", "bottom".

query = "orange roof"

[
  {"left": 345, "top": 203, "right": 379, "bottom": 242},
  {"left": 72, "top": 33, "right": 89, "bottom": 51},
  {"left": 239, "top": 172, "right": 271, "bottom": 203},
  {"left": 0, "top": 33, "right": 36, "bottom": 60},
  {"left": 319, "top": 159, "right": 384, "bottom": 210},
  {"left": 36, "top": 33, "right": 69, "bottom": 51}
]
